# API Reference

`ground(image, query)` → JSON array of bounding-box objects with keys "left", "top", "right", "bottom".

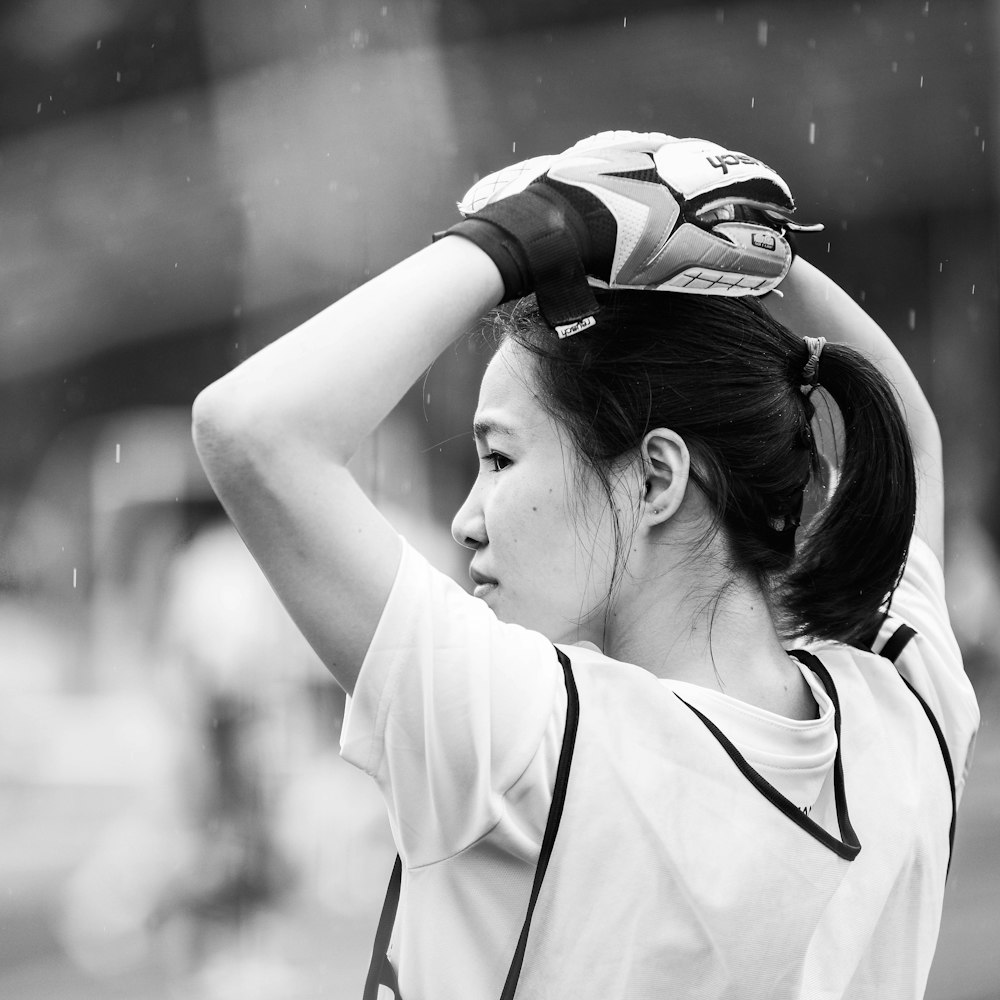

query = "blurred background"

[{"left": 0, "top": 0, "right": 997, "bottom": 997}]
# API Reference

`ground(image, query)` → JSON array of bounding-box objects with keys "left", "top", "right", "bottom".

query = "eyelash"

[{"left": 482, "top": 452, "right": 511, "bottom": 473}]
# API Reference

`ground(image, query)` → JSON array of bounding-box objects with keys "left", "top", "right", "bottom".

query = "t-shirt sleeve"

[
  {"left": 872, "top": 535, "right": 980, "bottom": 801},
  {"left": 339, "top": 537, "right": 563, "bottom": 867}
]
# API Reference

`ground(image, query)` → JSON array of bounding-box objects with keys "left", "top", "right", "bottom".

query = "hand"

[{"left": 444, "top": 131, "right": 808, "bottom": 336}]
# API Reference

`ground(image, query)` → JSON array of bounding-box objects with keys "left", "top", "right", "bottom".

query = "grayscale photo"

[{"left": 0, "top": 2, "right": 996, "bottom": 998}]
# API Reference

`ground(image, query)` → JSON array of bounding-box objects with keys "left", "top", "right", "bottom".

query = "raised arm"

[
  {"left": 766, "top": 257, "right": 944, "bottom": 563},
  {"left": 192, "top": 236, "right": 504, "bottom": 694},
  {"left": 192, "top": 131, "right": 827, "bottom": 693}
]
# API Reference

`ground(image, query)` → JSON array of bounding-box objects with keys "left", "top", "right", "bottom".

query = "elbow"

[
  {"left": 192, "top": 383, "right": 226, "bottom": 463},
  {"left": 191, "top": 380, "right": 334, "bottom": 497},
  {"left": 191, "top": 381, "right": 257, "bottom": 483},
  {"left": 192, "top": 370, "right": 354, "bottom": 487}
]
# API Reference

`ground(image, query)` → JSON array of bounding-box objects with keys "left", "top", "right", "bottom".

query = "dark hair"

[{"left": 494, "top": 289, "right": 916, "bottom": 647}]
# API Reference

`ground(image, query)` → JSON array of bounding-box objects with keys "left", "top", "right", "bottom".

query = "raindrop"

[
  {"left": 757, "top": 20, "right": 768, "bottom": 46},
  {"left": 971, "top": 284, "right": 976, "bottom": 294},
  {"left": 716, "top": 9, "right": 725, "bottom": 24},
  {"left": 96, "top": 39, "right": 102, "bottom": 49},
  {"left": 982, "top": 140, "right": 986, "bottom": 153},
  {"left": 73, "top": 568, "right": 77, "bottom": 588},
  {"left": 808, "top": 122, "right": 816, "bottom": 144},
  {"left": 891, "top": 61, "right": 898, "bottom": 72},
  {"left": 751, "top": 97, "right": 755, "bottom": 108},
  {"left": 939, "top": 262, "right": 943, "bottom": 272},
  {"left": 115, "top": 443, "right": 121, "bottom": 464},
  {"left": 908, "top": 309, "right": 916, "bottom": 330},
  {"left": 919, "top": 75, "right": 924, "bottom": 88},
  {"left": 623, "top": 16, "right": 627, "bottom": 27},
  {"left": 36, "top": 103, "right": 41, "bottom": 113},
  {"left": 116, "top": 70, "right": 121, "bottom": 82},
  {"left": 923, "top": 1, "right": 930, "bottom": 13},
  {"left": 512, "top": 141, "right": 517, "bottom": 153}
]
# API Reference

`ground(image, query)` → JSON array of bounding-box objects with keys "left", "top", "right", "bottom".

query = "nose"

[{"left": 451, "top": 480, "right": 487, "bottom": 550}]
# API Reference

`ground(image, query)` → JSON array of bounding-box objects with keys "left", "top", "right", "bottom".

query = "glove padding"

[{"left": 444, "top": 131, "right": 809, "bottom": 336}]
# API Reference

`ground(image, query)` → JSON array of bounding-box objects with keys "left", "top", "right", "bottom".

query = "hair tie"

[{"left": 801, "top": 336, "right": 827, "bottom": 387}]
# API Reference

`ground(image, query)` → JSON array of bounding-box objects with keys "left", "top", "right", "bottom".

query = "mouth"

[{"left": 469, "top": 566, "right": 499, "bottom": 600}]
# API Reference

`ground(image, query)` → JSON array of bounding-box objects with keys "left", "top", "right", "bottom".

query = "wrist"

[{"left": 438, "top": 186, "right": 599, "bottom": 334}]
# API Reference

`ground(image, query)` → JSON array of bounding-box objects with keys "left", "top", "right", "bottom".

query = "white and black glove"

[{"left": 439, "top": 131, "right": 817, "bottom": 336}]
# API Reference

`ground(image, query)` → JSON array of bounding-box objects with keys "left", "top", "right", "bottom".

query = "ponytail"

[{"left": 782, "top": 343, "right": 917, "bottom": 646}]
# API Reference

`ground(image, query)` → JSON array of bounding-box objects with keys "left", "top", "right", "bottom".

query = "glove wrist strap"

[{"left": 441, "top": 187, "right": 600, "bottom": 337}]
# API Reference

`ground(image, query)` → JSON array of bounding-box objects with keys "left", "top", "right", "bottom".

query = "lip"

[
  {"left": 469, "top": 566, "right": 499, "bottom": 600},
  {"left": 469, "top": 565, "right": 497, "bottom": 586}
]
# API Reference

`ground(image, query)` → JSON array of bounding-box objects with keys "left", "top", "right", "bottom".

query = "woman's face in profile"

[{"left": 451, "top": 341, "right": 625, "bottom": 646}]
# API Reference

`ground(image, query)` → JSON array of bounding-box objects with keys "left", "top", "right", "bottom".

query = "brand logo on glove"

[
  {"left": 706, "top": 152, "right": 764, "bottom": 174},
  {"left": 751, "top": 232, "right": 777, "bottom": 251}
]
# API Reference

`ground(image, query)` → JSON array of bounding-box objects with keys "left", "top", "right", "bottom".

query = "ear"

[{"left": 642, "top": 429, "right": 690, "bottom": 525}]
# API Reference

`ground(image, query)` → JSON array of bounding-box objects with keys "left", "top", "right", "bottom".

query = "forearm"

[
  {"left": 193, "top": 235, "right": 504, "bottom": 465},
  {"left": 767, "top": 257, "right": 943, "bottom": 558}
]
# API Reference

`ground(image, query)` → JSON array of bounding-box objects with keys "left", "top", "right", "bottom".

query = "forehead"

[{"left": 474, "top": 342, "right": 550, "bottom": 436}]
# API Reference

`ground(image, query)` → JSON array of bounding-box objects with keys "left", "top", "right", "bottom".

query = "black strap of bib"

[
  {"left": 362, "top": 647, "right": 579, "bottom": 1000},
  {"left": 879, "top": 622, "right": 917, "bottom": 664},
  {"left": 500, "top": 647, "right": 579, "bottom": 998},
  {"left": 877, "top": 623, "right": 956, "bottom": 874},
  {"left": 362, "top": 854, "right": 403, "bottom": 999}
]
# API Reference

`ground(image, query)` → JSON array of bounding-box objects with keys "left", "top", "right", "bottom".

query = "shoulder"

[{"left": 799, "top": 536, "right": 979, "bottom": 802}]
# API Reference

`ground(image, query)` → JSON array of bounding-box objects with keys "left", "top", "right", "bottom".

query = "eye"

[{"left": 482, "top": 451, "right": 511, "bottom": 473}]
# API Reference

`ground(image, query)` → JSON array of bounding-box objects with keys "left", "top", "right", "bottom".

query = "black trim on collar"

[{"left": 674, "top": 650, "right": 861, "bottom": 861}]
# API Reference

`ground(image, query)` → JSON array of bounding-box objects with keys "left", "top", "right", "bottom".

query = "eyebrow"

[{"left": 473, "top": 417, "right": 516, "bottom": 442}]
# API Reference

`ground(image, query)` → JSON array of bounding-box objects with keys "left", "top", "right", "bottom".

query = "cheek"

[{"left": 494, "top": 481, "right": 571, "bottom": 561}]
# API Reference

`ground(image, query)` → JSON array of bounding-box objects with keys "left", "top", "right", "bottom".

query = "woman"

[{"left": 192, "top": 132, "right": 979, "bottom": 998}]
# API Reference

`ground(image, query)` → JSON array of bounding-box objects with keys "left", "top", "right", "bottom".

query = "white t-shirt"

[{"left": 341, "top": 536, "right": 979, "bottom": 1000}]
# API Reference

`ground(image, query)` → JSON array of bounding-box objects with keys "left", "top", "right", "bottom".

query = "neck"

[{"left": 600, "top": 556, "right": 812, "bottom": 718}]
